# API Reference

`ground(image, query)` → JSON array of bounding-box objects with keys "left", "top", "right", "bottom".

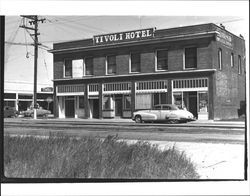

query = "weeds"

[{"left": 4, "top": 134, "right": 199, "bottom": 179}]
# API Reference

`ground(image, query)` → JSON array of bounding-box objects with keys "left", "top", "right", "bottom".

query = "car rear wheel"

[
  {"left": 168, "top": 119, "right": 179, "bottom": 124},
  {"left": 135, "top": 115, "right": 142, "bottom": 123}
]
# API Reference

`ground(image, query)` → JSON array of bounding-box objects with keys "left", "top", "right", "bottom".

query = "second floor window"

[
  {"left": 231, "top": 53, "right": 234, "bottom": 67},
  {"left": 131, "top": 53, "right": 141, "bottom": 72},
  {"left": 157, "top": 50, "right": 168, "bottom": 70},
  {"left": 107, "top": 55, "right": 116, "bottom": 74},
  {"left": 238, "top": 55, "right": 242, "bottom": 74},
  {"left": 85, "top": 57, "right": 93, "bottom": 76},
  {"left": 185, "top": 47, "right": 197, "bottom": 69},
  {"left": 218, "top": 48, "right": 222, "bottom": 70},
  {"left": 64, "top": 59, "right": 72, "bottom": 77}
]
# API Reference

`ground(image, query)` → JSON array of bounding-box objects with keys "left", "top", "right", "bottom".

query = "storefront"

[{"left": 172, "top": 78, "right": 208, "bottom": 120}]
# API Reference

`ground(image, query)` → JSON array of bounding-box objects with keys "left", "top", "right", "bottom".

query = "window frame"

[
  {"left": 84, "top": 56, "right": 94, "bottom": 76},
  {"left": 155, "top": 49, "right": 168, "bottom": 71},
  {"left": 106, "top": 55, "right": 117, "bottom": 75},
  {"left": 184, "top": 47, "right": 197, "bottom": 70},
  {"left": 130, "top": 52, "right": 141, "bottom": 73}
]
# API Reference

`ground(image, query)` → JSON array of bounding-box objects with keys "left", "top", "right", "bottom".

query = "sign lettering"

[
  {"left": 216, "top": 31, "right": 233, "bottom": 49},
  {"left": 93, "top": 28, "right": 155, "bottom": 45}
]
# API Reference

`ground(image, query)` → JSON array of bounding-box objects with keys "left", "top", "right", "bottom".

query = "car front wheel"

[{"left": 135, "top": 115, "right": 142, "bottom": 123}]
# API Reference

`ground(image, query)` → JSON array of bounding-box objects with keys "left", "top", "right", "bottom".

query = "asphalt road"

[{"left": 3, "top": 118, "right": 245, "bottom": 144}]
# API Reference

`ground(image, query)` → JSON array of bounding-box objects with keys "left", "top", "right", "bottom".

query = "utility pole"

[{"left": 20, "top": 15, "right": 45, "bottom": 119}]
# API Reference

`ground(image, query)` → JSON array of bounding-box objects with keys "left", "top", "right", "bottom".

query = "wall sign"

[
  {"left": 93, "top": 28, "right": 155, "bottom": 45},
  {"left": 41, "top": 87, "right": 53, "bottom": 92},
  {"left": 72, "top": 59, "right": 83, "bottom": 78},
  {"left": 216, "top": 31, "right": 233, "bottom": 49}
]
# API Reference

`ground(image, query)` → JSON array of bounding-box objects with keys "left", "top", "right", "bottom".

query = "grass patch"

[{"left": 4, "top": 134, "right": 199, "bottom": 179}]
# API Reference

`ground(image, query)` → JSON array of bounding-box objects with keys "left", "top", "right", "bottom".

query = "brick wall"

[{"left": 212, "top": 30, "right": 246, "bottom": 119}]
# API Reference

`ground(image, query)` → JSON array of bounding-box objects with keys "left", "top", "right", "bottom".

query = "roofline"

[
  {"left": 212, "top": 23, "right": 245, "bottom": 41},
  {"left": 49, "top": 31, "right": 218, "bottom": 54}
]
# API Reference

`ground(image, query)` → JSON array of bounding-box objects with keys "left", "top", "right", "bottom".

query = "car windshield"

[{"left": 170, "top": 105, "right": 179, "bottom": 110}]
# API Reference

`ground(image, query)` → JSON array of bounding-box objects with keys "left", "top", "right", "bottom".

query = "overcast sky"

[{"left": 4, "top": 2, "right": 249, "bottom": 90}]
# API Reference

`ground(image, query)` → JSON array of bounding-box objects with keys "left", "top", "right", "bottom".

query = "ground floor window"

[
  {"left": 198, "top": 92, "right": 208, "bottom": 113},
  {"left": 4, "top": 101, "right": 15, "bottom": 107},
  {"left": 103, "top": 95, "right": 112, "bottom": 110},
  {"left": 173, "top": 92, "right": 184, "bottom": 109},
  {"left": 123, "top": 95, "right": 131, "bottom": 110},
  {"left": 153, "top": 93, "right": 167, "bottom": 106}
]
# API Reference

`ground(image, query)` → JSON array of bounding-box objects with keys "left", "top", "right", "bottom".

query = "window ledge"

[
  {"left": 155, "top": 69, "right": 168, "bottom": 72},
  {"left": 184, "top": 68, "right": 197, "bottom": 70},
  {"left": 129, "top": 72, "right": 141, "bottom": 74}
]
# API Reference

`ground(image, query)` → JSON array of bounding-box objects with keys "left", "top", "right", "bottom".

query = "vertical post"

[
  {"left": 15, "top": 92, "right": 19, "bottom": 111},
  {"left": 53, "top": 84, "right": 58, "bottom": 118},
  {"left": 33, "top": 16, "right": 38, "bottom": 119},
  {"left": 98, "top": 83, "right": 103, "bottom": 119},
  {"left": 84, "top": 84, "right": 89, "bottom": 118},
  {"left": 167, "top": 79, "right": 172, "bottom": 104},
  {"left": 131, "top": 81, "right": 136, "bottom": 117},
  {"left": 208, "top": 74, "right": 214, "bottom": 120}
]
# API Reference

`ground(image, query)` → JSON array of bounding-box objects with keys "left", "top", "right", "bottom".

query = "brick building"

[{"left": 49, "top": 23, "right": 246, "bottom": 120}]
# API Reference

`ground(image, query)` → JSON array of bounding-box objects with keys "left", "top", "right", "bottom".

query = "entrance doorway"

[
  {"left": 188, "top": 92, "right": 198, "bottom": 119},
  {"left": 89, "top": 99, "right": 99, "bottom": 118},
  {"left": 65, "top": 97, "right": 75, "bottom": 118},
  {"left": 114, "top": 97, "right": 122, "bottom": 117},
  {"left": 173, "top": 91, "right": 198, "bottom": 119}
]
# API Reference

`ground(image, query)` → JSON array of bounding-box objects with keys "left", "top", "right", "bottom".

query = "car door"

[
  {"left": 150, "top": 105, "right": 162, "bottom": 120},
  {"left": 161, "top": 105, "right": 172, "bottom": 120}
]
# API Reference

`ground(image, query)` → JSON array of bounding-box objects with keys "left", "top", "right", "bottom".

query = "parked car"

[
  {"left": 132, "top": 104, "right": 195, "bottom": 123},
  {"left": 4, "top": 106, "right": 18, "bottom": 118},
  {"left": 22, "top": 106, "right": 51, "bottom": 118}
]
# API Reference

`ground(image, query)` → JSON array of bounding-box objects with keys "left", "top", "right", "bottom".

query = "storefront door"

[
  {"left": 65, "top": 98, "right": 75, "bottom": 118},
  {"left": 188, "top": 92, "right": 198, "bottom": 119},
  {"left": 115, "top": 98, "right": 122, "bottom": 117},
  {"left": 92, "top": 99, "right": 99, "bottom": 118}
]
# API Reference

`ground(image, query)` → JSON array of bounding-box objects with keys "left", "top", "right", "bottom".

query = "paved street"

[
  {"left": 4, "top": 118, "right": 245, "bottom": 144},
  {"left": 3, "top": 118, "right": 247, "bottom": 179}
]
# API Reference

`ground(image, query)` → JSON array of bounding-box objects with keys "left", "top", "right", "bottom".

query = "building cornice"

[{"left": 49, "top": 31, "right": 218, "bottom": 54}]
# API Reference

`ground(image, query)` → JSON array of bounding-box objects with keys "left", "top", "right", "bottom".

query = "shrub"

[{"left": 4, "top": 134, "right": 199, "bottom": 179}]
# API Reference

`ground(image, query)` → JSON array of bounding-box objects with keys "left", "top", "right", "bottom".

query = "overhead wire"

[
  {"left": 5, "top": 18, "right": 22, "bottom": 64},
  {"left": 51, "top": 16, "right": 109, "bottom": 33}
]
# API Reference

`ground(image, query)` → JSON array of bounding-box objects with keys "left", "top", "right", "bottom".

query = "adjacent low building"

[
  {"left": 49, "top": 23, "right": 246, "bottom": 120},
  {"left": 4, "top": 81, "right": 54, "bottom": 113}
]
